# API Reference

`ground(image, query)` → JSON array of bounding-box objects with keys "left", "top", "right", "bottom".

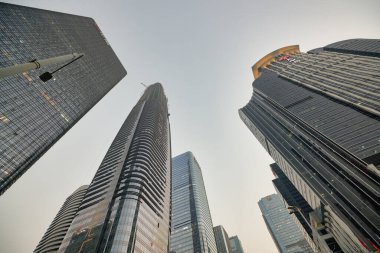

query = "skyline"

[{"left": 1, "top": 1, "right": 380, "bottom": 252}]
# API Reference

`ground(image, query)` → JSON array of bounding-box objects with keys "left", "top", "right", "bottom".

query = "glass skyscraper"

[
  {"left": 228, "top": 236, "right": 244, "bottom": 253},
  {"left": 170, "top": 152, "right": 217, "bottom": 253},
  {"left": 58, "top": 83, "right": 171, "bottom": 253},
  {"left": 213, "top": 225, "right": 233, "bottom": 253},
  {"left": 240, "top": 39, "right": 380, "bottom": 253},
  {"left": 0, "top": 3, "right": 126, "bottom": 194},
  {"left": 34, "top": 185, "right": 89, "bottom": 253},
  {"left": 258, "top": 194, "right": 314, "bottom": 253},
  {"left": 271, "top": 163, "right": 319, "bottom": 253}
]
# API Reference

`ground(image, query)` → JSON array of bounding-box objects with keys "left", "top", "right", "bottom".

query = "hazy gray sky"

[{"left": 1, "top": 0, "right": 379, "bottom": 252}]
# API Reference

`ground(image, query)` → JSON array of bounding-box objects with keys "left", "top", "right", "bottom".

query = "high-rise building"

[
  {"left": 270, "top": 163, "right": 319, "bottom": 253},
  {"left": 57, "top": 83, "right": 171, "bottom": 253},
  {"left": 34, "top": 185, "right": 89, "bottom": 253},
  {"left": 258, "top": 194, "right": 314, "bottom": 253},
  {"left": 0, "top": 3, "right": 126, "bottom": 194},
  {"left": 229, "top": 236, "right": 244, "bottom": 253},
  {"left": 170, "top": 152, "right": 217, "bottom": 253},
  {"left": 239, "top": 39, "right": 380, "bottom": 252},
  {"left": 213, "top": 225, "right": 233, "bottom": 253}
]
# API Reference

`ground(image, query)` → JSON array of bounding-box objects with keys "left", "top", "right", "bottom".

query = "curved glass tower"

[
  {"left": 34, "top": 185, "right": 89, "bottom": 253},
  {"left": 170, "top": 152, "right": 217, "bottom": 253},
  {"left": 58, "top": 83, "right": 171, "bottom": 253}
]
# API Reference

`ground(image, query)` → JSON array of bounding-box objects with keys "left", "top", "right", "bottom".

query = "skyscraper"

[
  {"left": 213, "top": 225, "right": 233, "bottom": 253},
  {"left": 0, "top": 3, "right": 126, "bottom": 194},
  {"left": 270, "top": 163, "right": 320, "bottom": 253},
  {"left": 258, "top": 194, "right": 314, "bottom": 253},
  {"left": 34, "top": 185, "right": 89, "bottom": 253},
  {"left": 229, "top": 236, "right": 244, "bottom": 253},
  {"left": 57, "top": 83, "right": 171, "bottom": 253},
  {"left": 240, "top": 39, "right": 380, "bottom": 252},
  {"left": 170, "top": 152, "right": 217, "bottom": 253}
]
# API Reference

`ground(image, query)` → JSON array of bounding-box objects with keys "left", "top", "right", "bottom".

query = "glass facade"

[
  {"left": 58, "top": 83, "right": 171, "bottom": 253},
  {"left": 228, "top": 236, "right": 244, "bottom": 253},
  {"left": 271, "top": 163, "right": 321, "bottom": 252},
  {"left": 0, "top": 3, "right": 126, "bottom": 194},
  {"left": 271, "top": 163, "right": 342, "bottom": 253},
  {"left": 258, "top": 194, "right": 314, "bottom": 253},
  {"left": 34, "top": 185, "right": 89, "bottom": 253},
  {"left": 267, "top": 50, "right": 380, "bottom": 118},
  {"left": 170, "top": 152, "right": 217, "bottom": 253},
  {"left": 213, "top": 225, "right": 233, "bottom": 253},
  {"left": 240, "top": 39, "right": 380, "bottom": 253}
]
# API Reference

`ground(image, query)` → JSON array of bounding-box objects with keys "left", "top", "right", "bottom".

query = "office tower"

[
  {"left": 258, "top": 194, "right": 314, "bottom": 253},
  {"left": 229, "top": 236, "right": 244, "bottom": 253},
  {"left": 271, "top": 163, "right": 319, "bottom": 253},
  {"left": 170, "top": 152, "right": 217, "bottom": 253},
  {"left": 0, "top": 3, "right": 126, "bottom": 194},
  {"left": 213, "top": 225, "right": 233, "bottom": 253},
  {"left": 57, "top": 83, "right": 171, "bottom": 253},
  {"left": 34, "top": 185, "right": 89, "bottom": 253},
  {"left": 239, "top": 39, "right": 380, "bottom": 253}
]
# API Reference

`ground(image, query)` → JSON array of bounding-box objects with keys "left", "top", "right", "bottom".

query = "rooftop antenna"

[{"left": 140, "top": 82, "right": 147, "bottom": 88}]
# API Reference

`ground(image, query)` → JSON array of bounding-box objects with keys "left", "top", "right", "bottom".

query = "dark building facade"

[
  {"left": 170, "top": 152, "right": 217, "bottom": 253},
  {"left": 240, "top": 39, "right": 380, "bottom": 253},
  {"left": 57, "top": 83, "right": 171, "bottom": 253},
  {"left": 213, "top": 225, "right": 233, "bottom": 253},
  {"left": 34, "top": 185, "right": 89, "bottom": 253},
  {"left": 0, "top": 3, "right": 126, "bottom": 194},
  {"left": 229, "top": 236, "right": 244, "bottom": 253}
]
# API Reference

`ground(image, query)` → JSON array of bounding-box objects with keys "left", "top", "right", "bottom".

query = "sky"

[{"left": 0, "top": 0, "right": 379, "bottom": 252}]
